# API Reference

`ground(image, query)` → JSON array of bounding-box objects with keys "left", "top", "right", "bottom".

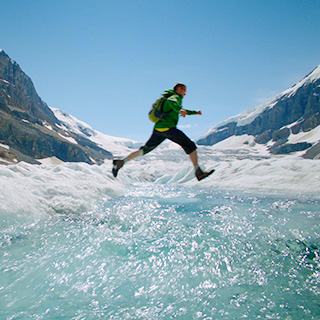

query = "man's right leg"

[
  {"left": 112, "top": 130, "right": 166, "bottom": 177},
  {"left": 112, "top": 149, "right": 143, "bottom": 177},
  {"left": 125, "top": 149, "right": 144, "bottom": 162}
]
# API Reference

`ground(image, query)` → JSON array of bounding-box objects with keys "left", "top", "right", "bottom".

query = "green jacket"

[{"left": 154, "top": 89, "right": 198, "bottom": 129}]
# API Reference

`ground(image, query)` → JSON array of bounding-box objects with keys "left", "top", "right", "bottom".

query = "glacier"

[
  {"left": 1, "top": 159, "right": 319, "bottom": 319},
  {"left": 1, "top": 104, "right": 320, "bottom": 319},
  {"left": 1, "top": 137, "right": 320, "bottom": 220}
]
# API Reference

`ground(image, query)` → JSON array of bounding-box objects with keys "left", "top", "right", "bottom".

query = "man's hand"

[
  {"left": 196, "top": 110, "right": 202, "bottom": 115},
  {"left": 180, "top": 109, "right": 188, "bottom": 117}
]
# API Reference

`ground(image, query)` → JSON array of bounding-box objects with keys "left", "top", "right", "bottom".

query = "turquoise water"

[{"left": 1, "top": 184, "right": 319, "bottom": 319}]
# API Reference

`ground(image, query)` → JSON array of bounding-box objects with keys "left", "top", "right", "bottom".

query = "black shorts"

[{"left": 140, "top": 127, "right": 197, "bottom": 155}]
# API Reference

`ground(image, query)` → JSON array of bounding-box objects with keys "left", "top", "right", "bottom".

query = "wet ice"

[{"left": 1, "top": 181, "right": 319, "bottom": 319}]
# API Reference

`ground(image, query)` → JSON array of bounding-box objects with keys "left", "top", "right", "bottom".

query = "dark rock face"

[
  {"left": 0, "top": 50, "right": 56, "bottom": 124},
  {"left": 197, "top": 65, "right": 320, "bottom": 158},
  {"left": 270, "top": 142, "right": 312, "bottom": 155},
  {"left": 0, "top": 50, "right": 112, "bottom": 164}
]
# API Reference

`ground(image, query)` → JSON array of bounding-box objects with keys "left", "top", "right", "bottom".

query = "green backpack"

[{"left": 148, "top": 96, "right": 171, "bottom": 123}]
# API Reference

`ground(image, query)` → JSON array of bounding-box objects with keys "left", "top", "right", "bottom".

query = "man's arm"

[{"left": 180, "top": 109, "right": 202, "bottom": 117}]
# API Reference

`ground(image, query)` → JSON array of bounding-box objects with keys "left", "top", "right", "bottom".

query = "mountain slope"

[
  {"left": 50, "top": 107, "right": 141, "bottom": 156},
  {"left": 0, "top": 49, "right": 112, "bottom": 164},
  {"left": 197, "top": 65, "right": 320, "bottom": 159}
]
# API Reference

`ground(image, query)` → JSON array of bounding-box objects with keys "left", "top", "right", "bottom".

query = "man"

[{"left": 112, "top": 83, "right": 214, "bottom": 181}]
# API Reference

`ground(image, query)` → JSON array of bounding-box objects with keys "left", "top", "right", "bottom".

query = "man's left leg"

[{"left": 188, "top": 149, "right": 198, "bottom": 167}]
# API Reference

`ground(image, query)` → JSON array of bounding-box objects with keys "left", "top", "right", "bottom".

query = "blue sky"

[{"left": 1, "top": 0, "right": 319, "bottom": 142}]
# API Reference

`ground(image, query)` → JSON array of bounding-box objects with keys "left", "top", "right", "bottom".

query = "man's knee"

[
  {"left": 185, "top": 142, "right": 197, "bottom": 154},
  {"left": 139, "top": 145, "right": 154, "bottom": 156},
  {"left": 137, "top": 149, "right": 144, "bottom": 157}
]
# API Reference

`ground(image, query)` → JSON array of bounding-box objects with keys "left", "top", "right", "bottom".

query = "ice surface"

[
  {"left": 0, "top": 162, "right": 123, "bottom": 218},
  {"left": 120, "top": 140, "right": 320, "bottom": 195},
  {"left": 1, "top": 139, "right": 319, "bottom": 219}
]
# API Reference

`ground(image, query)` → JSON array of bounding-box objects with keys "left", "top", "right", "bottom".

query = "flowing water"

[{"left": 1, "top": 183, "right": 319, "bottom": 319}]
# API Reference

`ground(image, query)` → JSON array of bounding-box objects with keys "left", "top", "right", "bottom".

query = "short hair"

[{"left": 173, "top": 83, "right": 186, "bottom": 92}]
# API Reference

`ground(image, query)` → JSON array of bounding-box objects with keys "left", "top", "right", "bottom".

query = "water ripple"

[{"left": 1, "top": 184, "right": 319, "bottom": 319}]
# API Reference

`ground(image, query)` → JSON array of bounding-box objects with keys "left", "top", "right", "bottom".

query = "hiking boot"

[
  {"left": 195, "top": 167, "right": 215, "bottom": 181},
  {"left": 112, "top": 159, "right": 124, "bottom": 177}
]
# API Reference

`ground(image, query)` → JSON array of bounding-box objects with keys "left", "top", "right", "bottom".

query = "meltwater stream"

[{"left": 1, "top": 184, "right": 319, "bottom": 319}]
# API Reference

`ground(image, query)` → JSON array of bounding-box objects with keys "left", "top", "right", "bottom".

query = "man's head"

[{"left": 174, "top": 83, "right": 187, "bottom": 98}]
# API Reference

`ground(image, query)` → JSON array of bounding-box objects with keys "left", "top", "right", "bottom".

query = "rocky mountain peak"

[
  {"left": 0, "top": 51, "right": 112, "bottom": 165},
  {"left": 0, "top": 50, "right": 57, "bottom": 124},
  {"left": 197, "top": 65, "right": 320, "bottom": 159}
]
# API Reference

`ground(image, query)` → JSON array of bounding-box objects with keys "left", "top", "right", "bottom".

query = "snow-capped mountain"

[
  {"left": 197, "top": 65, "right": 320, "bottom": 159},
  {"left": 0, "top": 50, "right": 132, "bottom": 165},
  {"left": 51, "top": 107, "right": 141, "bottom": 156},
  {"left": 1, "top": 47, "right": 319, "bottom": 166}
]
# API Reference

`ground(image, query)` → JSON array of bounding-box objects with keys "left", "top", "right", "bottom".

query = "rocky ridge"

[
  {"left": 0, "top": 50, "right": 112, "bottom": 165},
  {"left": 197, "top": 65, "right": 320, "bottom": 159}
]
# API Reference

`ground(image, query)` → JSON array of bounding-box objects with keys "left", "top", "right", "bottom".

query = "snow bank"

[
  {"left": 1, "top": 135, "right": 319, "bottom": 219},
  {"left": 198, "top": 155, "right": 320, "bottom": 195},
  {"left": 0, "top": 122, "right": 320, "bottom": 216},
  {"left": 38, "top": 156, "right": 64, "bottom": 165},
  {"left": 0, "top": 161, "right": 123, "bottom": 218},
  {"left": 287, "top": 125, "right": 320, "bottom": 145},
  {"left": 0, "top": 143, "right": 10, "bottom": 150},
  {"left": 114, "top": 139, "right": 320, "bottom": 197}
]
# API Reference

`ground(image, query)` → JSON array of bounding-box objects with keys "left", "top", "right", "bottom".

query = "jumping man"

[{"left": 112, "top": 83, "right": 214, "bottom": 181}]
